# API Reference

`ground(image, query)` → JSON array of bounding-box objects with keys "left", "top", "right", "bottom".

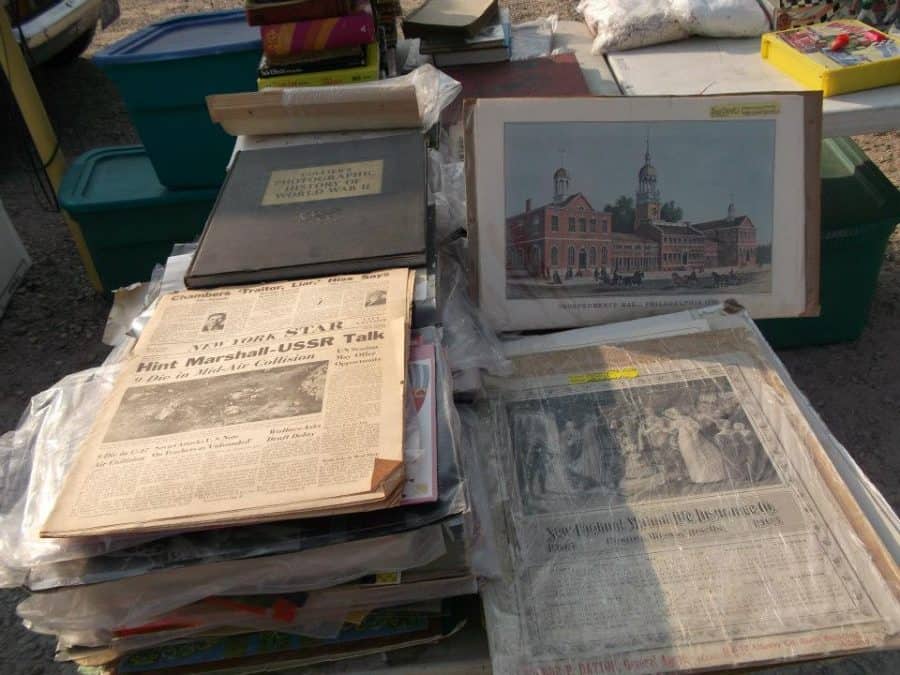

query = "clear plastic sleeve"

[
  {"left": 510, "top": 15, "right": 558, "bottom": 61},
  {"left": 56, "top": 595, "right": 472, "bottom": 666},
  {"left": 438, "top": 251, "right": 511, "bottom": 378},
  {"left": 0, "top": 367, "right": 164, "bottom": 585},
  {"left": 438, "top": 161, "right": 467, "bottom": 238},
  {"left": 476, "top": 305, "right": 900, "bottom": 674},
  {"left": 23, "top": 332, "right": 466, "bottom": 591},
  {"left": 18, "top": 523, "right": 448, "bottom": 641},
  {"left": 401, "top": 37, "right": 425, "bottom": 72},
  {"left": 402, "top": 63, "right": 462, "bottom": 132},
  {"left": 52, "top": 521, "right": 473, "bottom": 655},
  {"left": 212, "top": 64, "right": 460, "bottom": 137},
  {"left": 101, "top": 283, "right": 150, "bottom": 348},
  {"left": 456, "top": 407, "right": 502, "bottom": 579}
]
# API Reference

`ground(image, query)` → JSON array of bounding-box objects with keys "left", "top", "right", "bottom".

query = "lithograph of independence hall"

[
  {"left": 505, "top": 129, "right": 771, "bottom": 296},
  {"left": 466, "top": 96, "right": 820, "bottom": 330}
]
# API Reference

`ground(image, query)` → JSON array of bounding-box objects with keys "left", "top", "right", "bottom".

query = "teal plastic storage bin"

[
  {"left": 59, "top": 146, "right": 219, "bottom": 291},
  {"left": 757, "top": 138, "right": 900, "bottom": 348},
  {"left": 93, "top": 10, "right": 260, "bottom": 189}
]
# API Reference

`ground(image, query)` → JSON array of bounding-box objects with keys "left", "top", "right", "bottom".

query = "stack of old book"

[
  {"left": 403, "top": 0, "right": 510, "bottom": 67},
  {"left": 0, "top": 126, "right": 471, "bottom": 672},
  {"left": 420, "top": 6, "right": 510, "bottom": 67},
  {"left": 247, "top": 0, "right": 381, "bottom": 88}
]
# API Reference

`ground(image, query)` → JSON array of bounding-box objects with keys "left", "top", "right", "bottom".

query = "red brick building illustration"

[{"left": 507, "top": 141, "right": 758, "bottom": 277}]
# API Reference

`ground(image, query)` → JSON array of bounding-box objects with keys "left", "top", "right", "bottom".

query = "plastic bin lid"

[
  {"left": 93, "top": 10, "right": 260, "bottom": 66},
  {"left": 59, "top": 146, "right": 218, "bottom": 214},
  {"left": 820, "top": 138, "right": 900, "bottom": 232}
]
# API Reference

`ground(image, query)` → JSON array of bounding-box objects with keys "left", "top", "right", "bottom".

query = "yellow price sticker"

[
  {"left": 373, "top": 572, "right": 401, "bottom": 586},
  {"left": 710, "top": 102, "right": 780, "bottom": 118},
  {"left": 568, "top": 368, "right": 639, "bottom": 385}
]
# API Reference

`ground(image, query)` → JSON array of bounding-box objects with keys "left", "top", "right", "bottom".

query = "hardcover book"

[
  {"left": 440, "top": 54, "right": 591, "bottom": 160},
  {"left": 257, "top": 46, "right": 366, "bottom": 78},
  {"left": 426, "top": 7, "right": 511, "bottom": 67},
  {"left": 402, "top": 0, "right": 498, "bottom": 38},
  {"left": 419, "top": 7, "right": 509, "bottom": 54},
  {"left": 185, "top": 131, "right": 427, "bottom": 288},
  {"left": 260, "top": 0, "right": 375, "bottom": 57},
  {"left": 257, "top": 41, "right": 379, "bottom": 88}
]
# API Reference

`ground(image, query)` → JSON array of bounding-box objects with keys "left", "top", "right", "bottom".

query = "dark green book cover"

[
  {"left": 257, "top": 46, "right": 366, "bottom": 78},
  {"left": 186, "top": 132, "right": 427, "bottom": 289}
]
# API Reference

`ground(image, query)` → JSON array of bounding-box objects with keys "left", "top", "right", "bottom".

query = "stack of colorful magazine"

[{"left": 246, "top": 0, "right": 381, "bottom": 87}]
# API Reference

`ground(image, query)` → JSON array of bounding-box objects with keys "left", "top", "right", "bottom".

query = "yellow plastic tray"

[{"left": 761, "top": 19, "right": 900, "bottom": 97}]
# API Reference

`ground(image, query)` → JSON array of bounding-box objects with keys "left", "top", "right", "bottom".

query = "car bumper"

[{"left": 13, "top": 0, "right": 104, "bottom": 63}]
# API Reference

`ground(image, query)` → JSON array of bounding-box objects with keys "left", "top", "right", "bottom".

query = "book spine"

[
  {"left": 257, "top": 45, "right": 379, "bottom": 88},
  {"left": 258, "top": 67, "right": 378, "bottom": 88},
  {"left": 259, "top": 55, "right": 365, "bottom": 78},
  {"left": 245, "top": 0, "right": 352, "bottom": 26},
  {"left": 260, "top": 10, "right": 375, "bottom": 57}
]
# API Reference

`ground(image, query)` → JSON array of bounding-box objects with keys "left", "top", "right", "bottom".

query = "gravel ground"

[{"left": 0, "top": 1, "right": 898, "bottom": 673}]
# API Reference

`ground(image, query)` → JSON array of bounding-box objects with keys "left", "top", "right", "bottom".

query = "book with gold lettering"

[{"left": 185, "top": 131, "right": 427, "bottom": 289}]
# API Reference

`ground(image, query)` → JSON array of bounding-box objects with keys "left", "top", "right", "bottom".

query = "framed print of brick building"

[{"left": 465, "top": 95, "right": 821, "bottom": 331}]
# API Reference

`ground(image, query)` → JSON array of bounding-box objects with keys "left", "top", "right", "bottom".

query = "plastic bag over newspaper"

[
  {"left": 0, "top": 368, "right": 167, "bottom": 586},
  {"left": 18, "top": 521, "right": 450, "bottom": 643},
  {"left": 2, "top": 247, "right": 470, "bottom": 579},
  {"left": 474, "top": 305, "right": 899, "bottom": 674},
  {"left": 212, "top": 64, "right": 461, "bottom": 137},
  {"left": 17, "top": 330, "right": 468, "bottom": 592}
]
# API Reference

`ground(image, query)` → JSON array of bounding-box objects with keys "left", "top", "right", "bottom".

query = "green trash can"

[
  {"left": 93, "top": 10, "right": 260, "bottom": 190},
  {"left": 59, "top": 146, "right": 219, "bottom": 292},
  {"left": 757, "top": 137, "right": 900, "bottom": 348}
]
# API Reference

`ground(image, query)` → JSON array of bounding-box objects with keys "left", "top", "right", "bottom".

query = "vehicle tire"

[{"left": 44, "top": 24, "right": 97, "bottom": 67}]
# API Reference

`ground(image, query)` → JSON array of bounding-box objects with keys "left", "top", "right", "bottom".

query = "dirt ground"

[{"left": 0, "top": 1, "right": 898, "bottom": 673}]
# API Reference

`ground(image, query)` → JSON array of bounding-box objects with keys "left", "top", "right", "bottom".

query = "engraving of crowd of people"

[{"left": 517, "top": 388, "right": 770, "bottom": 501}]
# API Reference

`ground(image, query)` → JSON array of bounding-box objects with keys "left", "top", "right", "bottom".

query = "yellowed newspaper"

[
  {"left": 480, "top": 309, "right": 900, "bottom": 674},
  {"left": 42, "top": 269, "right": 413, "bottom": 537}
]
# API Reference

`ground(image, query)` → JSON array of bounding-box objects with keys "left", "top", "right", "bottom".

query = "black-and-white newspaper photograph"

[
  {"left": 508, "top": 377, "right": 780, "bottom": 515},
  {"left": 104, "top": 362, "right": 328, "bottom": 442}
]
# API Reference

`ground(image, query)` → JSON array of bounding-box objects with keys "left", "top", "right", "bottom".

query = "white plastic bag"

[
  {"left": 577, "top": 0, "right": 770, "bottom": 54},
  {"left": 511, "top": 14, "right": 558, "bottom": 61},
  {"left": 578, "top": 0, "right": 689, "bottom": 53},
  {"left": 674, "top": 0, "right": 770, "bottom": 37}
]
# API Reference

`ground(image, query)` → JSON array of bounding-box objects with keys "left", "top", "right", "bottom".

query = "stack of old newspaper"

[
  {"left": 466, "top": 305, "right": 900, "bottom": 674},
  {"left": 0, "top": 260, "right": 477, "bottom": 673}
]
